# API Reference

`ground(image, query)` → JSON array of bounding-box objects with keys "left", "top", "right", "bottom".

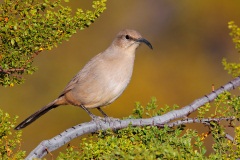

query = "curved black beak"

[{"left": 137, "top": 38, "right": 153, "bottom": 49}]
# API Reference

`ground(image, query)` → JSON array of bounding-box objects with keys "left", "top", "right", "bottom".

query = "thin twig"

[
  {"left": 0, "top": 50, "right": 42, "bottom": 74},
  {"left": 161, "top": 117, "right": 235, "bottom": 128}
]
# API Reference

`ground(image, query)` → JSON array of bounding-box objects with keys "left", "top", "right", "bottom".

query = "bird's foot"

[{"left": 90, "top": 115, "right": 104, "bottom": 122}]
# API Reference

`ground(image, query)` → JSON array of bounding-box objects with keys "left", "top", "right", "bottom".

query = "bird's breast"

[{"left": 100, "top": 54, "right": 135, "bottom": 103}]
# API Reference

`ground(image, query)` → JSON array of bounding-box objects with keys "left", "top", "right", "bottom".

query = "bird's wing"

[
  {"left": 58, "top": 52, "right": 104, "bottom": 98},
  {"left": 58, "top": 73, "right": 80, "bottom": 97}
]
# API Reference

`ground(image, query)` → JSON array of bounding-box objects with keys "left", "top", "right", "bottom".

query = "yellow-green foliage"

[
  {"left": 58, "top": 127, "right": 206, "bottom": 160},
  {"left": 222, "top": 21, "right": 240, "bottom": 77},
  {"left": 0, "top": 0, "right": 107, "bottom": 87},
  {"left": 0, "top": 109, "right": 25, "bottom": 159}
]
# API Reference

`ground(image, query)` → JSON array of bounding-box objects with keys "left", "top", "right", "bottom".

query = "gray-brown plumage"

[{"left": 15, "top": 29, "right": 153, "bottom": 130}]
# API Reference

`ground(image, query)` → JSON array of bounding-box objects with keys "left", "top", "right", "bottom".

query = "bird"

[{"left": 15, "top": 29, "right": 153, "bottom": 130}]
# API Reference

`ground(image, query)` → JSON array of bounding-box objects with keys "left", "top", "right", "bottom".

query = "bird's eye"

[{"left": 125, "top": 35, "right": 130, "bottom": 39}]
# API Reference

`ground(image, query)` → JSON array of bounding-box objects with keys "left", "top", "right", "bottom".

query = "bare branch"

[{"left": 26, "top": 76, "right": 240, "bottom": 159}]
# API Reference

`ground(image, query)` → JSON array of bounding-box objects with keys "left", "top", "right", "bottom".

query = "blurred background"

[{"left": 1, "top": 0, "right": 240, "bottom": 158}]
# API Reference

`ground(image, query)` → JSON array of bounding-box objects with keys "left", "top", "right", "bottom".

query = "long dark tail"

[{"left": 15, "top": 100, "right": 59, "bottom": 130}]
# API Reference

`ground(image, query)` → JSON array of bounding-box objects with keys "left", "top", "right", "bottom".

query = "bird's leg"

[
  {"left": 97, "top": 107, "right": 120, "bottom": 122},
  {"left": 80, "top": 105, "right": 101, "bottom": 120},
  {"left": 97, "top": 107, "right": 108, "bottom": 117},
  {"left": 97, "top": 107, "right": 112, "bottom": 122}
]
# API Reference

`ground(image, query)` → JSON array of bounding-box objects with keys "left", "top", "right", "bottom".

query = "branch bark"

[{"left": 26, "top": 76, "right": 240, "bottom": 159}]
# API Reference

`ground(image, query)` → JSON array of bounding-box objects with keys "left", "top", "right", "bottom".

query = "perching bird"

[{"left": 15, "top": 29, "right": 153, "bottom": 130}]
